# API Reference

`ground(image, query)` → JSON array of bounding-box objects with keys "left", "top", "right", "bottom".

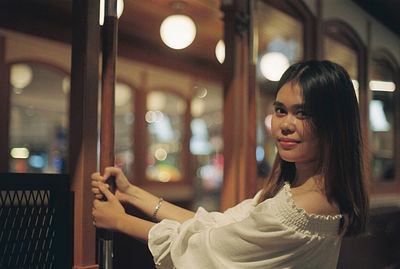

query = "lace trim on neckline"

[
  {"left": 282, "top": 182, "right": 343, "bottom": 221},
  {"left": 267, "top": 182, "right": 343, "bottom": 236}
]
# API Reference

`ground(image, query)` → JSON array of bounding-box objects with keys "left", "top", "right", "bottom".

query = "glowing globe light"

[
  {"left": 260, "top": 52, "right": 289, "bottom": 81},
  {"left": 215, "top": 39, "right": 225, "bottom": 64},
  {"left": 99, "top": 0, "right": 124, "bottom": 26},
  {"left": 160, "top": 15, "right": 196, "bottom": 50},
  {"left": 10, "top": 64, "right": 33, "bottom": 89}
]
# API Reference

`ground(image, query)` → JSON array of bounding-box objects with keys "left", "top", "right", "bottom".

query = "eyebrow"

[{"left": 273, "top": 101, "right": 305, "bottom": 110}]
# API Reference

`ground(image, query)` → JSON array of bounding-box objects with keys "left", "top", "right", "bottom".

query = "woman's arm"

[
  {"left": 125, "top": 184, "right": 195, "bottom": 223},
  {"left": 93, "top": 183, "right": 154, "bottom": 241},
  {"left": 92, "top": 167, "right": 195, "bottom": 223}
]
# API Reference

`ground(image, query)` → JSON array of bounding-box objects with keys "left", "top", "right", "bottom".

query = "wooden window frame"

[
  {"left": 263, "top": 0, "right": 316, "bottom": 60},
  {"left": 133, "top": 87, "right": 192, "bottom": 189},
  {"left": 369, "top": 48, "right": 400, "bottom": 195}
]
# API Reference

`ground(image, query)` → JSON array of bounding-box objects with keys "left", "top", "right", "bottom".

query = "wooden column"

[
  {"left": 221, "top": 0, "right": 257, "bottom": 210},
  {"left": 69, "top": 0, "right": 100, "bottom": 268},
  {"left": 133, "top": 75, "right": 147, "bottom": 186},
  {"left": 0, "top": 35, "right": 10, "bottom": 173}
]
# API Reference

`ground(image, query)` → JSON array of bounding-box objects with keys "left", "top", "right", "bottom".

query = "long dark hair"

[{"left": 258, "top": 60, "right": 369, "bottom": 237}]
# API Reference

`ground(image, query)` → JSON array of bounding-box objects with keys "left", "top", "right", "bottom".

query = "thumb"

[{"left": 98, "top": 183, "right": 116, "bottom": 202}]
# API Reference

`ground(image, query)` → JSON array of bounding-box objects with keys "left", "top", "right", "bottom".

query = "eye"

[
  {"left": 296, "top": 110, "right": 308, "bottom": 119},
  {"left": 274, "top": 107, "right": 286, "bottom": 116}
]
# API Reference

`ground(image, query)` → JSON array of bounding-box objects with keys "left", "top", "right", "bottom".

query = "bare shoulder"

[{"left": 290, "top": 187, "right": 340, "bottom": 216}]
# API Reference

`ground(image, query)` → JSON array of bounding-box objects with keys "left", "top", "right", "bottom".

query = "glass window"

[
  {"left": 256, "top": 2, "right": 304, "bottom": 185},
  {"left": 145, "top": 91, "right": 186, "bottom": 182},
  {"left": 190, "top": 83, "right": 223, "bottom": 211},
  {"left": 369, "top": 57, "right": 396, "bottom": 182},
  {"left": 9, "top": 63, "right": 69, "bottom": 173},
  {"left": 323, "top": 37, "right": 359, "bottom": 100},
  {"left": 114, "top": 82, "right": 134, "bottom": 178}
]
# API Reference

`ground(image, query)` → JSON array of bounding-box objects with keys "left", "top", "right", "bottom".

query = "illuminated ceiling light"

[
  {"left": 147, "top": 92, "right": 166, "bottom": 111},
  {"left": 160, "top": 14, "right": 196, "bottom": 50},
  {"left": 99, "top": 0, "right": 124, "bottom": 26},
  {"left": 259, "top": 52, "right": 289, "bottom": 81},
  {"left": 10, "top": 147, "right": 30, "bottom": 159},
  {"left": 215, "top": 39, "right": 225, "bottom": 64},
  {"left": 10, "top": 64, "right": 33, "bottom": 90},
  {"left": 369, "top": 80, "right": 396, "bottom": 92},
  {"left": 115, "top": 82, "right": 131, "bottom": 107}
]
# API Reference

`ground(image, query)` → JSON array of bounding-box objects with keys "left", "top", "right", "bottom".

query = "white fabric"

[{"left": 148, "top": 183, "right": 342, "bottom": 269}]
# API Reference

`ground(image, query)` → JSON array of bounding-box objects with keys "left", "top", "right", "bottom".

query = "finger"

[
  {"left": 92, "top": 187, "right": 101, "bottom": 194},
  {"left": 91, "top": 180, "right": 109, "bottom": 188},
  {"left": 93, "top": 199, "right": 100, "bottom": 208},
  {"left": 95, "top": 194, "right": 104, "bottom": 200},
  {"left": 91, "top": 172, "right": 103, "bottom": 181},
  {"left": 102, "top": 166, "right": 122, "bottom": 180},
  {"left": 98, "top": 183, "right": 116, "bottom": 202}
]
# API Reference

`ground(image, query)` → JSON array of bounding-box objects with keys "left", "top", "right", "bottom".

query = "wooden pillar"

[
  {"left": 69, "top": 0, "right": 100, "bottom": 268},
  {"left": 221, "top": 0, "right": 257, "bottom": 210},
  {"left": 133, "top": 74, "right": 147, "bottom": 185},
  {"left": 0, "top": 35, "right": 10, "bottom": 173}
]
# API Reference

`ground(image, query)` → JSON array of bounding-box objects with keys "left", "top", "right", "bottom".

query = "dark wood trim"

[
  {"left": 118, "top": 35, "right": 223, "bottom": 83},
  {"left": 68, "top": 0, "right": 100, "bottom": 267},
  {"left": 0, "top": 1, "right": 72, "bottom": 44},
  {"left": 0, "top": 36, "right": 10, "bottom": 172}
]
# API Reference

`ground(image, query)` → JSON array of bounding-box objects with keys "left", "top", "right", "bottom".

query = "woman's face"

[{"left": 271, "top": 82, "right": 319, "bottom": 164}]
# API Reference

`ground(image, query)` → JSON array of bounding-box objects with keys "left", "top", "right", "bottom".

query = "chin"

[{"left": 278, "top": 152, "right": 302, "bottom": 163}]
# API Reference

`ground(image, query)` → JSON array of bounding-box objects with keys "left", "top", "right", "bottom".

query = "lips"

[{"left": 278, "top": 138, "right": 300, "bottom": 148}]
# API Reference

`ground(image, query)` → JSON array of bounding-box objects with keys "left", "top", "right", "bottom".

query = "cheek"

[{"left": 271, "top": 116, "right": 279, "bottom": 134}]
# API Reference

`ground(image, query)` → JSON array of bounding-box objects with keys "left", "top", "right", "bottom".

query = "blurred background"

[{"left": 0, "top": 0, "right": 399, "bottom": 268}]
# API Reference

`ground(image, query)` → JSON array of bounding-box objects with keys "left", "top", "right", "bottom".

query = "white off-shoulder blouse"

[{"left": 148, "top": 183, "right": 343, "bottom": 269}]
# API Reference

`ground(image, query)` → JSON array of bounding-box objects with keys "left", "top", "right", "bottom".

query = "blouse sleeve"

[{"left": 148, "top": 195, "right": 341, "bottom": 269}]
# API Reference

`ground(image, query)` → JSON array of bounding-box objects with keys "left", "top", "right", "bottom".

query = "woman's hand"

[
  {"left": 92, "top": 183, "right": 126, "bottom": 230},
  {"left": 91, "top": 166, "right": 134, "bottom": 202}
]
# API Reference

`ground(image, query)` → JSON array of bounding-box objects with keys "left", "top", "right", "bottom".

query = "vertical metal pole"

[{"left": 98, "top": 0, "right": 118, "bottom": 268}]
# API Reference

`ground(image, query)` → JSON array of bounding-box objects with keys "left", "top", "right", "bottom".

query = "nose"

[{"left": 280, "top": 115, "right": 296, "bottom": 134}]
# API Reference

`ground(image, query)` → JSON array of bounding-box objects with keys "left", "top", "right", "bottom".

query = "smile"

[{"left": 278, "top": 138, "right": 300, "bottom": 148}]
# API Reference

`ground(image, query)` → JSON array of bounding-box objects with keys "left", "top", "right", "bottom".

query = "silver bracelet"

[{"left": 152, "top": 197, "right": 164, "bottom": 222}]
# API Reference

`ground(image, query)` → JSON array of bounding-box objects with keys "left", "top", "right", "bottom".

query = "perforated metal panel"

[{"left": 0, "top": 174, "right": 72, "bottom": 269}]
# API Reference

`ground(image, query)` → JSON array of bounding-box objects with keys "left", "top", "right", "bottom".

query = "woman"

[{"left": 92, "top": 60, "right": 369, "bottom": 268}]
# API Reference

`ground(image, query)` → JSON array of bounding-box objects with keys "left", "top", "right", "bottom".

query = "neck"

[{"left": 293, "top": 160, "right": 321, "bottom": 187}]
